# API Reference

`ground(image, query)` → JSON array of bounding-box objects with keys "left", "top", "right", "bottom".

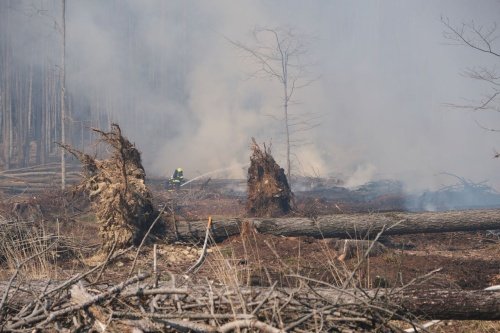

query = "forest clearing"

[
  {"left": 0, "top": 125, "right": 498, "bottom": 332},
  {"left": 2, "top": 1, "right": 500, "bottom": 332}
]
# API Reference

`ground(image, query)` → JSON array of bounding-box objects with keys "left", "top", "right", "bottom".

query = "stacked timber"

[{"left": 0, "top": 163, "right": 81, "bottom": 194}]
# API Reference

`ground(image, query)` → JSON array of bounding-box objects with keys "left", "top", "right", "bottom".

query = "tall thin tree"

[
  {"left": 60, "top": 0, "right": 66, "bottom": 188},
  {"left": 228, "top": 27, "right": 316, "bottom": 184}
]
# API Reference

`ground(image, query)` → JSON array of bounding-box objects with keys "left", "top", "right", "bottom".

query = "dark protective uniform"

[{"left": 168, "top": 167, "right": 184, "bottom": 190}]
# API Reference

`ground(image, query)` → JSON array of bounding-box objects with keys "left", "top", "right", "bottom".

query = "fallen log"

[
  {"left": 1, "top": 279, "right": 498, "bottom": 320},
  {"left": 177, "top": 209, "right": 500, "bottom": 241},
  {"left": 391, "top": 288, "right": 500, "bottom": 320},
  {"left": 310, "top": 288, "right": 500, "bottom": 320}
]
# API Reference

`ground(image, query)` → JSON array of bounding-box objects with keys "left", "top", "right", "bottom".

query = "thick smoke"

[{"left": 4, "top": 0, "right": 500, "bottom": 191}]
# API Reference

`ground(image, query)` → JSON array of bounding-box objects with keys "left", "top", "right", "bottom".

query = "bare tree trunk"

[
  {"left": 39, "top": 58, "right": 48, "bottom": 164},
  {"left": 228, "top": 28, "right": 313, "bottom": 186},
  {"left": 176, "top": 209, "right": 500, "bottom": 242},
  {"left": 24, "top": 63, "right": 33, "bottom": 166},
  {"left": 5, "top": 56, "right": 12, "bottom": 170},
  {"left": 14, "top": 66, "right": 20, "bottom": 168},
  {"left": 280, "top": 38, "right": 291, "bottom": 184},
  {"left": 60, "top": 0, "right": 66, "bottom": 189},
  {"left": 2, "top": 2, "right": 12, "bottom": 170},
  {"left": 284, "top": 81, "right": 291, "bottom": 184}
]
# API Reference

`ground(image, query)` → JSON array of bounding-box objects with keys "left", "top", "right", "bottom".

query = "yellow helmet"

[{"left": 176, "top": 168, "right": 183, "bottom": 173}]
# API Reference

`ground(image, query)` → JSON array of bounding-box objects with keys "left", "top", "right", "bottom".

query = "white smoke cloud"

[
  {"left": 344, "top": 164, "right": 378, "bottom": 189},
  {"left": 6, "top": 0, "right": 500, "bottom": 192}
]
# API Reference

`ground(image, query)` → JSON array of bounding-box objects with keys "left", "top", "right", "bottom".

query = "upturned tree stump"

[{"left": 246, "top": 138, "right": 293, "bottom": 217}]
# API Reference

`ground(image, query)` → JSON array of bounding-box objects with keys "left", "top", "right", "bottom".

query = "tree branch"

[{"left": 441, "top": 17, "right": 500, "bottom": 57}]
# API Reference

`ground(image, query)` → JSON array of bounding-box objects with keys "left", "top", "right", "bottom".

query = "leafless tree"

[
  {"left": 0, "top": 1, "right": 71, "bottom": 180},
  {"left": 228, "top": 27, "right": 317, "bottom": 183},
  {"left": 60, "top": 0, "right": 66, "bottom": 189},
  {"left": 32, "top": 0, "right": 68, "bottom": 187},
  {"left": 441, "top": 17, "right": 500, "bottom": 115}
]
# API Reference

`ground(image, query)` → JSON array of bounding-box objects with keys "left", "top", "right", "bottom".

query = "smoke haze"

[{"left": 3, "top": 0, "right": 500, "bottom": 191}]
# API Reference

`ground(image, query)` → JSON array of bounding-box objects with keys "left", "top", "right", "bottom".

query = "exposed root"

[
  {"left": 59, "top": 124, "right": 160, "bottom": 259},
  {"left": 246, "top": 138, "right": 293, "bottom": 217}
]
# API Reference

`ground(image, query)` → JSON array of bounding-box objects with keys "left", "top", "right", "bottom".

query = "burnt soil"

[{"left": 0, "top": 181, "right": 499, "bottom": 332}]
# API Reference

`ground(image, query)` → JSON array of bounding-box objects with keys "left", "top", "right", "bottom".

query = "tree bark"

[
  {"left": 303, "top": 288, "right": 500, "bottom": 320},
  {"left": 177, "top": 209, "right": 500, "bottom": 242},
  {"left": 391, "top": 288, "right": 500, "bottom": 320}
]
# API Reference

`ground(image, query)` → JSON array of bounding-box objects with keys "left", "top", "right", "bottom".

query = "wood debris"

[
  {"left": 60, "top": 124, "right": 161, "bottom": 260},
  {"left": 1, "top": 263, "right": 499, "bottom": 332}
]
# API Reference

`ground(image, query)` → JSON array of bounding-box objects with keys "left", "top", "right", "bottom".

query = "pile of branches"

[
  {"left": 414, "top": 173, "right": 500, "bottom": 211},
  {"left": 60, "top": 124, "right": 160, "bottom": 258},
  {"left": 247, "top": 138, "right": 293, "bottom": 217},
  {"left": 0, "top": 267, "right": 424, "bottom": 332},
  {"left": 1, "top": 230, "right": 498, "bottom": 332}
]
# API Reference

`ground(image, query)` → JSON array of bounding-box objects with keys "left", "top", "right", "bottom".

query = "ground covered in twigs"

[{"left": 0, "top": 183, "right": 499, "bottom": 332}]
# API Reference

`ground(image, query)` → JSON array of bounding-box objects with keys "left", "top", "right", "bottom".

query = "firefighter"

[{"left": 169, "top": 167, "right": 184, "bottom": 190}]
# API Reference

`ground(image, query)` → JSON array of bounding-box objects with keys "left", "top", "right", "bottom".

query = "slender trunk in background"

[
  {"left": 228, "top": 28, "right": 313, "bottom": 188},
  {"left": 24, "top": 63, "right": 33, "bottom": 166},
  {"left": 284, "top": 80, "right": 291, "bottom": 184},
  {"left": 39, "top": 61, "right": 46, "bottom": 164},
  {"left": 6, "top": 45, "right": 12, "bottom": 170},
  {"left": 15, "top": 65, "right": 21, "bottom": 167},
  {"left": 60, "top": 0, "right": 66, "bottom": 189},
  {"left": 3, "top": 0, "right": 12, "bottom": 169},
  {"left": 281, "top": 50, "right": 291, "bottom": 185}
]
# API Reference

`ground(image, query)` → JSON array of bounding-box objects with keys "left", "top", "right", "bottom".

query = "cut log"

[
  {"left": 1, "top": 280, "right": 498, "bottom": 320},
  {"left": 302, "top": 288, "right": 500, "bottom": 320},
  {"left": 391, "top": 288, "right": 500, "bottom": 320},
  {"left": 177, "top": 209, "right": 500, "bottom": 242}
]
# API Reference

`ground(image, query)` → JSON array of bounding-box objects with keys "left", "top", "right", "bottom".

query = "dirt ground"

[{"left": 0, "top": 184, "right": 499, "bottom": 332}]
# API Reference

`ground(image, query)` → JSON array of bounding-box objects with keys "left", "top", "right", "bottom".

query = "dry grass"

[
  {"left": 202, "top": 230, "right": 399, "bottom": 331},
  {"left": 0, "top": 214, "right": 497, "bottom": 332},
  {"left": 0, "top": 218, "right": 55, "bottom": 278},
  {"left": 202, "top": 230, "right": 500, "bottom": 332},
  {"left": 0, "top": 216, "right": 81, "bottom": 279},
  {"left": 0, "top": 192, "right": 497, "bottom": 332}
]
